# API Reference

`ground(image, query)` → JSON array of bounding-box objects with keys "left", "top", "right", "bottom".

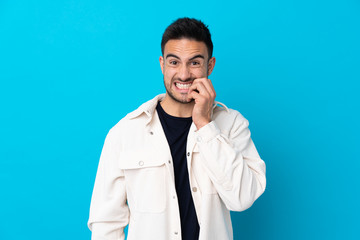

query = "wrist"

[{"left": 195, "top": 119, "right": 211, "bottom": 130}]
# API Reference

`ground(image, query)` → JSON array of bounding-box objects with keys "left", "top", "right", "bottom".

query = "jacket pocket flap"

[{"left": 118, "top": 150, "right": 166, "bottom": 170}]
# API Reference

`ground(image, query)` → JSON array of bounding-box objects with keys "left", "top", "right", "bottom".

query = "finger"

[
  {"left": 193, "top": 78, "right": 216, "bottom": 99},
  {"left": 206, "top": 79, "right": 216, "bottom": 97},
  {"left": 189, "top": 81, "right": 210, "bottom": 97},
  {"left": 187, "top": 86, "right": 198, "bottom": 101},
  {"left": 189, "top": 82, "right": 214, "bottom": 107},
  {"left": 187, "top": 88, "right": 199, "bottom": 101}
]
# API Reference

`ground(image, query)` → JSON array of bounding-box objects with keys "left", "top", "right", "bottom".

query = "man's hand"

[{"left": 187, "top": 78, "right": 216, "bottom": 130}]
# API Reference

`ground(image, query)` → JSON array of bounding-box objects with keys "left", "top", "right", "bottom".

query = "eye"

[
  {"left": 169, "top": 60, "right": 178, "bottom": 65},
  {"left": 190, "top": 61, "right": 200, "bottom": 66}
]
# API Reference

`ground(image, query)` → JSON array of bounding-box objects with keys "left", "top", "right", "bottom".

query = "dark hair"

[{"left": 161, "top": 17, "right": 213, "bottom": 58}]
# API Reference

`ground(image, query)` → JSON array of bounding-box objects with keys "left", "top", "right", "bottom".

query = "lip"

[{"left": 174, "top": 81, "right": 193, "bottom": 93}]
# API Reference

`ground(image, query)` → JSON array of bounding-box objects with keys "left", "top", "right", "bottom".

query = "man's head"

[
  {"left": 160, "top": 18, "right": 215, "bottom": 104},
  {"left": 161, "top": 17, "right": 213, "bottom": 59}
]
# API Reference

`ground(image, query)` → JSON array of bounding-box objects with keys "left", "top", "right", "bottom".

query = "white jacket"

[{"left": 88, "top": 94, "right": 266, "bottom": 240}]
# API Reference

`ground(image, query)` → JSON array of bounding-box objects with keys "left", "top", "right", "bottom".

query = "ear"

[
  {"left": 159, "top": 56, "right": 164, "bottom": 74},
  {"left": 207, "top": 57, "right": 216, "bottom": 76}
]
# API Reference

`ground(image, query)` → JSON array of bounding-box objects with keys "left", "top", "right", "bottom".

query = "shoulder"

[
  {"left": 213, "top": 101, "right": 248, "bottom": 124},
  {"left": 106, "top": 94, "right": 165, "bottom": 138},
  {"left": 211, "top": 101, "right": 250, "bottom": 137}
]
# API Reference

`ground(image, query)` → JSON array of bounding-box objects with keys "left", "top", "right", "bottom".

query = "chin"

[
  {"left": 178, "top": 98, "right": 194, "bottom": 104},
  {"left": 168, "top": 91, "right": 194, "bottom": 104}
]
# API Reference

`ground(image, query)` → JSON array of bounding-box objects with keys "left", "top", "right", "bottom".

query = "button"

[
  {"left": 192, "top": 187, "right": 197, "bottom": 192},
  {"left": 168, "top": 160, "right": 171, "bottom": 164},
  {"left": 187, "top": 152, "right": 190, "bottom": 157},
  {"left": 138, "top": 161, "right": 144, "bottom": 166},
  {"left": 173, "top": 195, "right": 176, "bottom": 199},
  {"left": 149, "top": 131, "right": 154, "bottom": 135},
  {"left": 174, "top": 231, "right": 178, "bottom": 235},
  {"left": 197, "top": 136, "right": 202, "bottom": 142}
]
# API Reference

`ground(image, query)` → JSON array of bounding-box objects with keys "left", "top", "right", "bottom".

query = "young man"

[{"left": 88, "top": 17, "right": 266, "bottom": 240}]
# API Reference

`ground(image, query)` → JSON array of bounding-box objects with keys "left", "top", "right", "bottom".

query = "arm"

[
  {"left": 194, "top": 112, "right": 266, "bottom": 211},
  {"left": 88, "top": 128, "right": 129, "bottom": 240},
  {"left": 188, "top": 78, "right": 265, "bottom": 211}
]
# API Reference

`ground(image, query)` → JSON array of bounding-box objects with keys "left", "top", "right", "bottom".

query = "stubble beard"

[
  {"left": 164, "top": 77, "right": 195, "bottom": 104},
  {"left": 163, "top": 64, "right": 209, "bottom": 104}
]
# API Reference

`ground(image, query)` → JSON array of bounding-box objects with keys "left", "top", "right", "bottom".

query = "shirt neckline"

[{"left": 156, "top": 102, "right": 192, "bottom": 121}]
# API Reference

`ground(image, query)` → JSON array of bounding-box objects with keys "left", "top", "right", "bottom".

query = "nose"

[{"left": 178, "top": 64, "right": 191, "bottom": 81}]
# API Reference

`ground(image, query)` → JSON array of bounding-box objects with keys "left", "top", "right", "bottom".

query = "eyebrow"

[
  {"left": 165, "top": 54, "right": 180, "bottom": 59},
  {"left": 165, "top": 54, "right": 205, "bottom": 61},
  {"left": 189, "top": 54, "right": 205, "bottom": 61}
]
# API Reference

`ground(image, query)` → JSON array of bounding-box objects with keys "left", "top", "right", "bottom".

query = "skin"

[{"left": 159, "top": 38, "right": 216, "bottom": 130}]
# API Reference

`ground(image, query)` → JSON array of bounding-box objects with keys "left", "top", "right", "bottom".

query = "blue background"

[{"left": 1, "top": 0, "right": 359, "bottom": 239}]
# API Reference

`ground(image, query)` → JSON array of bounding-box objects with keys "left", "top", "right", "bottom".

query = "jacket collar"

[
  {"left": 127, "top": 93, "right": 229, "bottom": 120},
  {"left": 127, "top": 94, "right": 166, "bottom": 120}
]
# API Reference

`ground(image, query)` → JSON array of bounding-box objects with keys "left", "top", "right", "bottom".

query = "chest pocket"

[{"left": 118, "top": 150, "right": 167, "bottom": 213}]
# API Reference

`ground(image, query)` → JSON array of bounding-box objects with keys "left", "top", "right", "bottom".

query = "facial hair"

[
  {"left": 162, "top": 62, "right": 209, "bottom": 104},
  {"left": 164, "top": 77, "right": 195, "bottom": 104}
]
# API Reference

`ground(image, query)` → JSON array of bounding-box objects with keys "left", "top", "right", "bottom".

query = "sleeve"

[
  {"left": 194, "top": 111, "right": 266, "bottom": 211},
  {"left": 88, "top": 129, "right": 129, "bottom": 240}
]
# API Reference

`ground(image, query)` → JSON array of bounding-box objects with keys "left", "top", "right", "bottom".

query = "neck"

[{"left": 160, "top": 93, "right": 194, "bottom": 118}]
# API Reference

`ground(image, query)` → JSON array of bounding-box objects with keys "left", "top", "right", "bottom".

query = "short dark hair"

[{"left": 161, "top": 17, "right": 213, "bottom": 58}]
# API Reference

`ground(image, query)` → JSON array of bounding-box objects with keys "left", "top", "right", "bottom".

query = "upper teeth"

[{"left": 176, "top": 83, "right": 191, "bottom": 89}]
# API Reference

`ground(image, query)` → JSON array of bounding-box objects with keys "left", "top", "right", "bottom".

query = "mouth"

[{"left": 174, "top": 82, "right": 192, "bottom": 91}]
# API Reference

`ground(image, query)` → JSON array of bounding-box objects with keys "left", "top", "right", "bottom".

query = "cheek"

[
  {"left": 192, "top": 68, "right": 208, "bottom": 77},
  {"left": 164, "top": 68, "right": 176, "bottom": 79},
  {"left": 163, "top": 70, "right": 174, "bottom": 86}
]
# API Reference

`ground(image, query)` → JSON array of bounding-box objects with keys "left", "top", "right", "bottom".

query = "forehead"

[{"left": 164, "top": 39, "right": 208, "bottom": 59}]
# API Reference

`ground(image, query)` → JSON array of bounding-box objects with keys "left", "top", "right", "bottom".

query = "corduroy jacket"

[{"left": 88, "top": 94, "right": 266, "bottom": 240}]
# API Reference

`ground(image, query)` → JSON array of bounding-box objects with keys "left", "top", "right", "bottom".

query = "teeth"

[{"left": 176, "top": 82, "right": 192, "bottom": 89}]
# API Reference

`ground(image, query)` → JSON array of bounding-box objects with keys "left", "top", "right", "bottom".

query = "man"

[{"left": 88, "top": 17, "right": 266, "bottom": 240}]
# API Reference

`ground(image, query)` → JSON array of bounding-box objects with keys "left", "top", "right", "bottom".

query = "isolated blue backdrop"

[{"left": 1, "top": 0, "right": 359, "bottom": 239}]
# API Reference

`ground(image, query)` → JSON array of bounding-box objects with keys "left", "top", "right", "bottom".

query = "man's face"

[{"left": 159, "top": 39, "right": 215, "bottom": 104}]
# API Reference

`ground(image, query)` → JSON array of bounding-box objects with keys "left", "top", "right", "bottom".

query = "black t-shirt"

[{"left": 156, "top": 102, "right": 200, "bottom": 240}]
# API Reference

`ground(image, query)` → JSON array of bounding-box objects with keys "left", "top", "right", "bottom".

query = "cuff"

[{"left": 194, "top": 121, "right": 221, "bottom": 143}]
